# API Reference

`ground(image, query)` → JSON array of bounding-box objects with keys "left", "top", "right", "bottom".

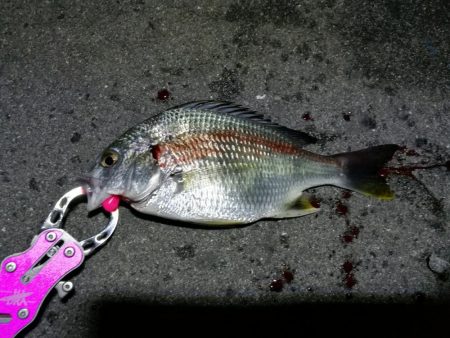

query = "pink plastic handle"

[{"left": 0, "top": 229, "right": 84, "bottom": 338}]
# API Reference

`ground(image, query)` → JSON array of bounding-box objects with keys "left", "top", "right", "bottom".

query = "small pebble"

[{"left": 427, "top": 254, "right": 450, "bottom": 275}]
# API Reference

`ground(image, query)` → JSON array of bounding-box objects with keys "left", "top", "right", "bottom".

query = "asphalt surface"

[{"left": 0, "top": 0, "right": 449, "bottom": 337}]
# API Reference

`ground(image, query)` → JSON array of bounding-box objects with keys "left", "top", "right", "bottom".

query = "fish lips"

[
  {"left": 86, "top": 187, "right": 111, "bottom": 212},
  {"left": 80, "top": 177, "right": 114, "bottom": 212}
]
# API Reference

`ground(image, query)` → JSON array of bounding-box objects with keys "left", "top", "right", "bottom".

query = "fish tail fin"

[{"left": 332, "top": 144, "right": 400, "bottom": 200}]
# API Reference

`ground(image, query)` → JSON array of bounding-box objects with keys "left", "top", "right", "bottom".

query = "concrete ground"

[{"left": 0, "top": 0, "right": 449, "bottom": 336}]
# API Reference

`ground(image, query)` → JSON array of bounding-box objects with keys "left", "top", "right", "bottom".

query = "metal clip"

[
  {"left": 0, "top": 187, "right": 119, "bottom": 338},
  {"left": 41, "top": 186, "right": 119, "bottom": 256}
]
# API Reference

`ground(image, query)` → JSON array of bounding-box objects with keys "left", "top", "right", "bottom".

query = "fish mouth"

[
  {"left": 78, "top": 176, "right": 113, "bottom": 212},
  {"left": 86, "top": 189, "right": 111, "bottom": 212}
]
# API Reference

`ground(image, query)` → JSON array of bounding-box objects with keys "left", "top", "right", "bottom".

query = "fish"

[{"left": 84, "top": 101, "right": 399, "bottom": 225}]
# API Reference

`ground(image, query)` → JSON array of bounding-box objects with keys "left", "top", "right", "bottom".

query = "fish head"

[{"left": 83, "top": 133, "right": 162, "bottom": 211}]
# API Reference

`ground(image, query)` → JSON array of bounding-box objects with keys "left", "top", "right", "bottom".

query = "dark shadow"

[{"left": 88, "top": 298, "right": 450, "bottom": 337}]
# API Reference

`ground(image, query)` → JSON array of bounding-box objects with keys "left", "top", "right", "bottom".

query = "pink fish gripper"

[{"left": 0, "top": 186, "right": 119, "bottom": 337}]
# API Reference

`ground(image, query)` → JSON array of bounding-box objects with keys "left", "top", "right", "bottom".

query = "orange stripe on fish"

[{"left": 153, "top": 130, "right": 304, "bottom": 168}]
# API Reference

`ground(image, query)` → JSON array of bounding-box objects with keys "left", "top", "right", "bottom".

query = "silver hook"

[{"left": 41, "top": 186, "right": 119, "bottom": 256}]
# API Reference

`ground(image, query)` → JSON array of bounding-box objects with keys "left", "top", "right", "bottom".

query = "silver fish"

[{"left": 84, "top": 101, "right": 398, "bottom": 225}]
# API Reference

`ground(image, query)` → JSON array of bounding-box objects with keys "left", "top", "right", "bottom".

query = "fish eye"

[{"left": 100, "top": 150, "right": 119, "bottom": 168}]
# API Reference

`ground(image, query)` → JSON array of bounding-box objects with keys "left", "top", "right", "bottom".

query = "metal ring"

[{"left": 41, "top": 186, "right": 119, "bottom": 256}]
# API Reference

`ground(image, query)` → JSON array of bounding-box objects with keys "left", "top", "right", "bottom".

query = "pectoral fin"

[{"left": 273, "top": 194, "right": 320, "bottom": 219}]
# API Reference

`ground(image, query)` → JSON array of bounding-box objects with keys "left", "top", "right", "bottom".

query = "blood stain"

[
  {"left": 335, "top": 201, "right": 348, "bottom": 216},
  {"left": 342, "top": 261, "right": 353, "bottom": 274},
  {"left": 379, "top": 167, "right": 415, "bottom": 178},
  {"left": 344, "top": 273, "right": 357, "bottom": 289},
  {"left": 342, "top": 261, "right": 357, "bottom": 289},
  {"left": 269, "top": 266, "right": 295, "bottom": 292},
  {"left": 341, "top": 226, "right": 360, "bottom": 244},
  {"left": 310, "top": 196, "right": 321, "bottom": 209},
  {"left": 282, "top": 270, "right": 294, "bottom": 283},
  {"left": 302, "top": 113, "right": 313, "bottom": 121},
  {"left": 342, "top": 234, "right": 353, "bottom": 243},
  {"left": 378, "top": 164, "right": 447, "bottom": 178},
  {"left": 157, "top": 88, "right": 171, "bottom": 101},
  {"left": 151, "top": 144, "right": 162, "bottom": 161},
  {"left": 341, "top": 190, "right": 352, "bottom": 199},
  {"left": 269, "top": 279, "right": 284, "bottom": 292}
]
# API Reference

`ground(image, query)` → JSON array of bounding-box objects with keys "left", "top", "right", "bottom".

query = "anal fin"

[{"left": 273, "top": 194, "right": 320, "bottom": 219}]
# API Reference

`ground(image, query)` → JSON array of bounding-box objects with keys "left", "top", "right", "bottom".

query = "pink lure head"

[{"left": 102, "top": 195, "right": 120, "bottom": 212}]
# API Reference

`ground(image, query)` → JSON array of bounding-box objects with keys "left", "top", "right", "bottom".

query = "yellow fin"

[
  {"left": 273, "top": 194, "right": 320, "bottom": 219},
  {"left": 355, "top": 180, "right": 395, "bottom": 200}
]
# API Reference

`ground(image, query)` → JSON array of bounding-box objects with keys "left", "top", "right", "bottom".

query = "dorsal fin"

[
  {"left": 172, "top": 100, "right": 272, "bottom": 124},
  {"left": 171, "top": 100, "right": 317, "bottom": 146}
]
